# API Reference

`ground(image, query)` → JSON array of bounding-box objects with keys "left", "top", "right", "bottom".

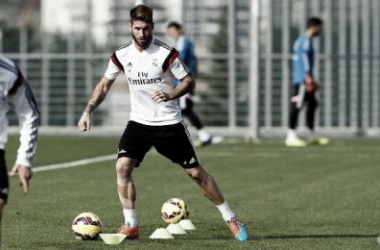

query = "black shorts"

[
  {"left": 0, "top": 150, "right": 9, "bottom": 204},
  {"left": 117, "top": 121, "right": 200, "bottom": 168}
]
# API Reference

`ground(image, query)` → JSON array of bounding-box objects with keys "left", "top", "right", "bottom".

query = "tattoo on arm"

[{"left": 84, "top": 78, "right": 113, "bottom": 113}]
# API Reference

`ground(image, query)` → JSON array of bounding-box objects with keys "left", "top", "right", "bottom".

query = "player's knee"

[
  {"left": 115, "top": 159, "right": 134, "bottom": 177},
  {"left": 187, "top": 167, "right": 208, "bottom": 184}
]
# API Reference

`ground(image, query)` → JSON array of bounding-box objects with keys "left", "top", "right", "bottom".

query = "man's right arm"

[
  {"left": 300, "top": 37, "right": 318, "bottom": 92},
  {"left": 78, "top": 77, "right": 114, "bottom": 131},
  {"left": 300, "top": 37, "right": 312, "bottom": 80}
]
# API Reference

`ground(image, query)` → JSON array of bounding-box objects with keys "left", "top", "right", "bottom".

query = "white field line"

[
  {"left": 11, "top": 140, "right": 257, "bottom": 174},
  {"left": 32, "top": 154, "right": 116, "bottom": 173},
  {"left": 17, "top": 146, "right": 269, "bottom": 174}
]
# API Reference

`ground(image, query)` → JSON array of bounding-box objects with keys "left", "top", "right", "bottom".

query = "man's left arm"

[
  {"left": 152, "top": 74, "right": 194, "bottom": 103},
  {"left": 152, "top": 51, "right": 194, "bottom": 103}
]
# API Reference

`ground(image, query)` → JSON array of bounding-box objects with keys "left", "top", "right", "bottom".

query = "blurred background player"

[
  {"left": 0, "top": 55, "right": 40, "bottom": 246},
  {"left": 78, "top": 5, "right": 248, "bottom": 241},
  {"left": 167, "top": 21, "right": 213, "bottom": 146},
  {"left": 286, "top": 17, "right": 328, "bottom": 147}
]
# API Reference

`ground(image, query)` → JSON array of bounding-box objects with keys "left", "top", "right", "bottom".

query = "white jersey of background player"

[{"left": 0, "top": 54, "right": 40, "bottom": 246}]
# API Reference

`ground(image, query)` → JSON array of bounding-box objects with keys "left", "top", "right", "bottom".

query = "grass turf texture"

[{"left": 2, "top": 136, "right": 380, "bottom": 249}]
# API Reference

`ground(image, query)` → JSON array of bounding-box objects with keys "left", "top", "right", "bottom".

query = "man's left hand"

[
  {"left": 152, "top": 90, "right": 171, "bottom": 103},
  {"left": 9, "top": 164, "right": 32, "bottom": 195}
]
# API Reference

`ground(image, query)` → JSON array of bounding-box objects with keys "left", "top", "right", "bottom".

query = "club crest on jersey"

[
  {"left": 152, "top": 58, "right": 158, "bottom": 67},
  {"left": 126, "top": 62, "right": 133, "bottom": 72}
]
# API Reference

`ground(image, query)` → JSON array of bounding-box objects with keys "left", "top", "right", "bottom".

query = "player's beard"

[{"left": 132, "top": 33, "right": 152, "bottom": 50}]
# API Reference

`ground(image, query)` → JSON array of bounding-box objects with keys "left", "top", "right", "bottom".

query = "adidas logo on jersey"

[{"left": 126, "top": 62, "right": 133, "bottom": 72}]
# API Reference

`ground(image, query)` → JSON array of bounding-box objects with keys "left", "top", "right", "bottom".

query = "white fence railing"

[{"left": 3, "top": 0, "right": 380, "bottom": 137}]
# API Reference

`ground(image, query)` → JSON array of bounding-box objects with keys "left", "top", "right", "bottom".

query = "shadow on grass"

[{"left": 261, "top": 234, "right": 378, "bottom": 240}]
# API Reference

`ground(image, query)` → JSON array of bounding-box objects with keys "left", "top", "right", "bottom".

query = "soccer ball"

[
  {"left": 161, "top": 198, "right": 189, "bottom": 224},
  {"left": 72, "top": 212, "right": 103, "bottom": 240}
]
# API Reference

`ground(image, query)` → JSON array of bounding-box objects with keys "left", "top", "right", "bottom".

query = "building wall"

[{"left": 41, "top": 0, "right": 111, "bottom": 45}]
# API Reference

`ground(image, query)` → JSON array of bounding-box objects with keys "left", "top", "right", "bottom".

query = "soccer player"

[
  {"left": 78, "top": 5, "right": 248, "bottom": 241},
  {"left": 286, "top": 17, "right": 326, "bottom": 147},
  {"left": 166, "top": 21, "right": 212, "bottom": 146},
  {"left": 0, "top": 55, "right": 40, "bottom": 246}
]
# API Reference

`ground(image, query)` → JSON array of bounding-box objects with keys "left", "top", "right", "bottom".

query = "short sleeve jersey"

[
  {"left": 173, "top": 35, "right": 197, "bottom": 87},
  {"left": 104, "top": 37, "right": 190, "bottom": 126}
]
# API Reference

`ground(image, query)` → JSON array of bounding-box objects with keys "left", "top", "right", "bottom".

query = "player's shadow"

[{"left": 261, "top": 234, "right": 378, "bottom": 240}]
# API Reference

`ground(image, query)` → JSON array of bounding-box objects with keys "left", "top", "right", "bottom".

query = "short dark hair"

[
  {"left": 130, "top": 5, "right": 153, "bottom": 23},
  {"left": 167, "top": 21, "right": 182, "bottom": 30},
  {"left": 306, "top": 17, "right": 323, "bottom": 28}
]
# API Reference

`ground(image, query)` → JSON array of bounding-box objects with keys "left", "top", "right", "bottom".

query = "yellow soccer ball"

[
  {"left": 72, "top": 212, "right": 102, "bottom": 240},
  {"left": 161, "top": 198, "right": 189, "bottom": 224}
]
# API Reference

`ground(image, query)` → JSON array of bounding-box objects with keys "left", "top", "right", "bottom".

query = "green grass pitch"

[{"left": 2, "top": 135, "right": 380, "bottom": 249}]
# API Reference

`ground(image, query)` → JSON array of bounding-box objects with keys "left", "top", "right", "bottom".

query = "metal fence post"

[
  {"left": 338, "top": 0, "right": 347, "bottom": 128},
  {"left": 264, "top": 0, "right": 272, "bottom": 128},
  {"left": 372, "top": 0, "right": 380, "bottom": 128},
  {"left": 41, "top": 31, "right": 50, "bottom": 126},
  {"left": 228, "top": 0, "right": 236, "bottom": 128},
  {"left": 324, "top": 0, "right": 332, "bottom": 127},
  {"left": 85, "top": 0, "right": 93, "bottom": 97},
  {"left": 350, "top": 0, "right": 359, "bottom": 131},
  {"left": 248, "top": 0, "right": 260, "bottom": 139},
  {"left": 361, "top": 0, "right": 370, "bottom": 130},
  {"left": 299, "top": 0, "right": 307, "bottom": 33},
  {"left": 281, "top": 0, "right": 290, "bottom": 129},
  {"left": 19, "top": 27, "right": 28, "bottom": 77},
  {"left": 66, "top": 32, "right": 76, "bottom": 126}
]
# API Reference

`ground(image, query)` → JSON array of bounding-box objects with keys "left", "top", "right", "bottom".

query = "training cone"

[
  {"left": 166, "top": 223, "right": 187, "bottom": 235},
  {"left": 179, "top": 219, "right": 196, "bottom": 230},
  {"left": 99, "top": 234, "right": 126, "bottom": 245},
  {"left": 149, "top": 228, "right": 174, "bottom": 239}
]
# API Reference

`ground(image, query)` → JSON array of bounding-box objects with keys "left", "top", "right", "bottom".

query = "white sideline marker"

[{"left": 29, "top": 154, "right": 115, "bottom": 173}]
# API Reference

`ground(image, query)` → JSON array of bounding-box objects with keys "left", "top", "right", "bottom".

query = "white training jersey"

[
  {"left": 0, "top": 55, "right": 40, "bottom": 167},
  {"left": 104, "top": 37, "right": 190, "bottom": 126}
]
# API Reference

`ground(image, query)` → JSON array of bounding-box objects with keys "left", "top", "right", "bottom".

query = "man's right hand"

[{"left": 78, "top": 112, "right": 91, "bottom": 131}]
